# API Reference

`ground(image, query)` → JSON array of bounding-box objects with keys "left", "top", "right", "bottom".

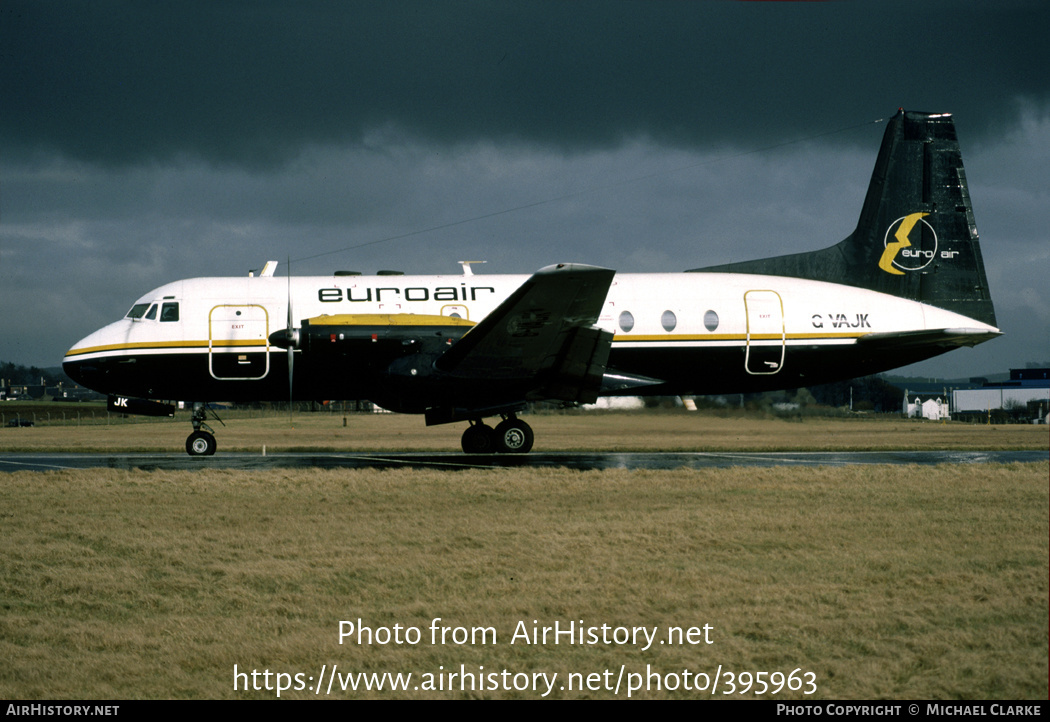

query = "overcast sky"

[{"left": 2, "top": 0, "right": 1048, "bottom": 379}]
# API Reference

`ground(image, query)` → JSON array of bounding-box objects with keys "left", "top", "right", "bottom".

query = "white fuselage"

[{"left": 65, "top": 269, "right": 996, "bottom": 404}]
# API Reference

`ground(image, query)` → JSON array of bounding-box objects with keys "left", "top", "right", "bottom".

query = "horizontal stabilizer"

[{"left": 858, "top": 327, "right": 1001, "bottom": 350}]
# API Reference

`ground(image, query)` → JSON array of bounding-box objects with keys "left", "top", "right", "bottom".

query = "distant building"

[
  {"left": 50, "top": 385, "right": 104, "bottom": 402},
  {"left": 1, "top": 385, "right": 30, "bottom": 401},
  {"left": 903, "top": 393, "right": 950, "bottom": 420},
  {"left": 951, "top": 368, "right": 1049, "bottom": 423}
]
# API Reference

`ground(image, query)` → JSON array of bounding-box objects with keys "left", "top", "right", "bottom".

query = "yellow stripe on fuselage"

[
  {"left": 613, "top": 331, "right": 866, "bottom": 342},
  {"left": 64, "top": 339, "right": 267, "bottom": 358}
]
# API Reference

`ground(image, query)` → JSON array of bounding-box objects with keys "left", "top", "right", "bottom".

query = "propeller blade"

[{"left": 287, "top": 256, "right": 294, "bottom": 420}]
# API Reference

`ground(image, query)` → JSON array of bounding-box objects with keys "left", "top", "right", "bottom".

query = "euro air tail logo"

[{"left": 879, "top": 213, "right": 937, "bottom": 275}]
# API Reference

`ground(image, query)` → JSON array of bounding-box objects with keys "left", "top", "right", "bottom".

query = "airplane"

[{"left": 63, "top": 109, "right": 1000, "bottom": 456}]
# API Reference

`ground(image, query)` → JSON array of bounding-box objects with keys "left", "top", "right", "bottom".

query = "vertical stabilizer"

[{"left": 691, "top": 110, "right": 996, "bottom": 327}]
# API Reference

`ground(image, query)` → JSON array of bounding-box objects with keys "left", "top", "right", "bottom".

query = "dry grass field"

[
  {"left": 1, "top": 411, "right": 1047, "bottom": 699},
  {"left": 1, "top": 459, "right": 1047, "bottom": 699}
]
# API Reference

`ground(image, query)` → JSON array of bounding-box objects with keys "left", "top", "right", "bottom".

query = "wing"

[{"left": 435, "top": 263, "right": 616, "bottom": 404}]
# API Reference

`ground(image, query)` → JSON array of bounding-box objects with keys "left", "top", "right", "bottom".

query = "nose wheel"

[
  {"left": 186, "top": 430, "right": 217, "bottom": 456},
  {"left": 186, "top": 402, "right": 221, "bottom": 456}
]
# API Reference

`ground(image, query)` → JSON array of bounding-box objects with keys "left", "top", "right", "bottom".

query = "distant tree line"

[
  {"left": 806, "top": 375, "right": 903, "bottom": 412},
  {"left": 643, "top": 374, "right": 904, "bottom": 414},
  {"left": 0, "top": 361, "right": 67, "bottom": 387},
  {"left": 728, "top": 375, "right": 902, "bottom": 414}
]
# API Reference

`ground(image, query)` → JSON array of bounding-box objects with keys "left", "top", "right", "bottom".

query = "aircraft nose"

[
  {"left": 63, "top": 342, "right": 97, "bottom": 389},
  {"left": 63, "top": 327, "right": 112, "bottom": 391}
]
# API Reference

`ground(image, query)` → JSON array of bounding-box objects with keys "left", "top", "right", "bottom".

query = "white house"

[{"left": 903, "top": 393, "right": 950, "bottom": 420}]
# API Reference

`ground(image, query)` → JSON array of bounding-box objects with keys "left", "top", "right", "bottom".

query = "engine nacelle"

[{"left": 268, "top": 313, "right": 477, "bottom": 378}]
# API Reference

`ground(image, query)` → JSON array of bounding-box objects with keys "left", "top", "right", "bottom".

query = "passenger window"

[
  {"left": 704, "top": 310, "right": 719, "bottom": 332},
  {"left": 661, "top": 310, "right": 677, "bottom": 332},
  {"left": 144, "top": 304, "right": 158, "bottom": 320},
  {"left": 160, "top": 302, "right": 180, "bottom": 322},
  {"left": 618, "top": 310, "right": 635, "bottom": 333}
]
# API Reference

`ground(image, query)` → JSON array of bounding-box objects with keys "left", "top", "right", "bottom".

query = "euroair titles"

[{"left": 64, "top": 110, "right": 1000, "bottom": 455}]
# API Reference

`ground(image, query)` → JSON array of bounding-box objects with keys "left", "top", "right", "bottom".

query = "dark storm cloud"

[
  {"left": 4, "top": 0, "right": 1048, "bottom": 167},
  {"left": 3, "top": 1, "right": 1048, "bottom": 375}
]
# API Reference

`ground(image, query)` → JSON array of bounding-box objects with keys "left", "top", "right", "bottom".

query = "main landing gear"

[
  {"left": 461, "top": 414, "right": 534, "bottom": 454},
  {"left": 186, "top": 402, "right": 219, "bottom": 456}
]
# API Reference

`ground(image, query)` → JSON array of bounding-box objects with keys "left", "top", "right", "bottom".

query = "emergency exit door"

[
  {"left": 208, "top": 304, "right": 271, "bottom": 380},
  {"left": 744, "top": 290, "right": 785, "bottom": 375}
]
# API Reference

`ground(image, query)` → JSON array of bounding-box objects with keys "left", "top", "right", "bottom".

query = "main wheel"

[
  {"left": 494, "top": 418, "right": 534, "bottom": 454},
  {"left": 186, "top": 430, "right": 217, "bottom": 456},
  {"left": 461, "top": 423, "right": 496, "bottom": 453}
]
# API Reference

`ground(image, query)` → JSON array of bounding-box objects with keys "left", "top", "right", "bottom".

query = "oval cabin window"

[
  {"left": 619, "top": 310, "right": 635, "bottom": 333},
  {"left": 661, "top": 310, "right": 677, "bottom": 332},
  {"left": 704, "top": 310, "right": 719, "bottom": 332}
]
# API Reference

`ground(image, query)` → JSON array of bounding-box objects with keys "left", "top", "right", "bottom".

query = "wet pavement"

[{"left": 1, "top": 450, "right": 1045, "bottom": 473}]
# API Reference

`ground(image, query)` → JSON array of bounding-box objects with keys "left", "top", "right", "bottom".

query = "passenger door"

[
  {"left": 208, "top": 304, "right": 271, "bottom": 380},
  {"left": 744, "top": 290, "right": 785, "bottom": 375}
]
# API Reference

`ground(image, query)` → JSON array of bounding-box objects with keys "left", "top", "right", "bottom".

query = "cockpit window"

[
  {"left": 160, "top": 302, "right": 180, "bottom": 322},
  {"left": 126, "top": 303, "right": 151, "bottom": 319},
  {"left": 144, "top": 304, "right": 158, "bottom": 320}
]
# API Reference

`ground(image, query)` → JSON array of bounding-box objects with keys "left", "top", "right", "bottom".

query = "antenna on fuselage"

[
  {"left": 459, "top": 261, "right": 486, "bottom": 276},
  {"left": 249, "top": 260, "right": 279, "bottom": 277}
]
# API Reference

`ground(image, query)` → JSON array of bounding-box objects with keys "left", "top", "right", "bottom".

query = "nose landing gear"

[
  {"left": 187, "top": 429, "right": 216, "bottom": 456},
  {"left": 186, "top": 402, "right": 222, "bottom": 456}
]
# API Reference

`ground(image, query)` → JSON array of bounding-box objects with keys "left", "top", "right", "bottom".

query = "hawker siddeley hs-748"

[{"left": 64, "top": 110, "right": 1000, "bottom": 455}]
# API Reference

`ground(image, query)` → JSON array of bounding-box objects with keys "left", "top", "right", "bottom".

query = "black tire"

[
  {"left": 461, "top": 424, "right": 495, "bottom": 454},
  {"left": 494, "top": 418, "right": 534, "bottom": 454},
  {"left": 186, "top": 430, "right": 217, "bottom": 456}
]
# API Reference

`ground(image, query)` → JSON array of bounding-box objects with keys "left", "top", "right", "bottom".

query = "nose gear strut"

[{"left": 186, "top": 402, "right": 225, "bottom": 456}]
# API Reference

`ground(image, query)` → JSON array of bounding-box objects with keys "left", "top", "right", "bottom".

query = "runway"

[{"left": 1, "top": 450, "right": 1045, "bottom": 472}]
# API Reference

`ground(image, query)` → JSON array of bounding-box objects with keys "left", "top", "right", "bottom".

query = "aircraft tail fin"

[{"left": 690, "top": 109, "right": 996, "bottom": 328}]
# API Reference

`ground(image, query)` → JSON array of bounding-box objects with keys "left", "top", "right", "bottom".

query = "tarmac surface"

[{"left": 1, "top": 450, "right": 1046, "bottom": 473}]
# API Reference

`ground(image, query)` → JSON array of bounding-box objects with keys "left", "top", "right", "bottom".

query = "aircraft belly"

[
  {"left": 606, "top": 339, "right": 953, "bottom": 396},
  {"left": 66, "top": 351, "right": 374, "bottom": 403}
]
